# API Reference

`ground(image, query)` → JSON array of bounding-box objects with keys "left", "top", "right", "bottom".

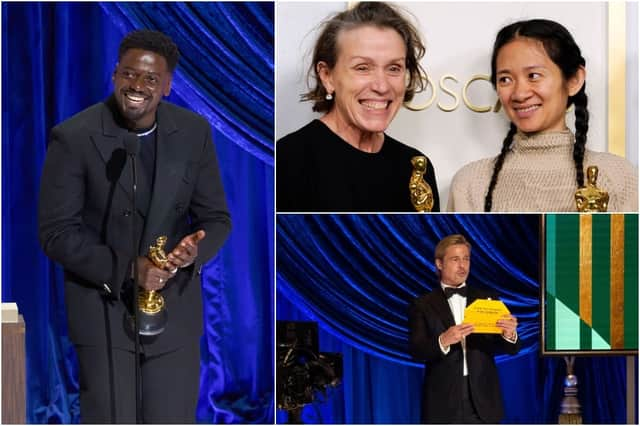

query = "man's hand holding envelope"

[{"left": 464, "top": 299, "right": 518, "bottom": 340}]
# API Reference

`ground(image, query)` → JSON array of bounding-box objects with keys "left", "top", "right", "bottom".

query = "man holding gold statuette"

[
  {"left": 38, "top": 30, "right": 231, "bottom": 423},
  {"left": 409, "top": 234, "right": 520, "bottom": 423}
]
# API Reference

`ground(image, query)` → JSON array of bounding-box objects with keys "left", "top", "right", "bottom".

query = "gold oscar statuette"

[
  {"left": 137, "top": 236, "right": 170, "bottom": 335},
  {"left": 574, "top": 165, "right": 609, "bottom": 212},
  {"left": 409, "top": 156, "right": 434, "bottom": 212}
]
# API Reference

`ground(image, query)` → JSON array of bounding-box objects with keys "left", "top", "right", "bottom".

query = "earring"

[{"left": 325, "top": 92, "right": 333, "bottom": 101}]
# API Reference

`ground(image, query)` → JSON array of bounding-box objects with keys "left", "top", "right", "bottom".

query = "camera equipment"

[{"left": 277, "top": 321, "right": 343, "bottom": 423}]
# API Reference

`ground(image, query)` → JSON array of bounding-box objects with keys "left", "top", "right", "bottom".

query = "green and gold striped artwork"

[{"left": 544, "top": 214, "right": 638, "bottom": 352}]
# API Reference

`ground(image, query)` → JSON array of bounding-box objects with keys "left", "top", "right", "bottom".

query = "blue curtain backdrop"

[
  {"left": 2, "top": 2, "right": 273, "bottom": 423},
  {"left": 276, "top": 214, "right": 635, "bottom": 424}
]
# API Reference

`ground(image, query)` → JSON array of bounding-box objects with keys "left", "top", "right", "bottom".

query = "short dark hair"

[
  {"left": 118, "top": 30, "right": 180, "bottom": 72},
  {"left": 302, "top": 2, "right": 426, "bottom": 112}
]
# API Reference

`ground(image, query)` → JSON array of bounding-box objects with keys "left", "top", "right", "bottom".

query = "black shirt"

[
  {"left": 136, "top": 128, "right": 157, "bottom": 216},
  {"left": 276, "top": 119, "right": 440, "bottom": 212}
]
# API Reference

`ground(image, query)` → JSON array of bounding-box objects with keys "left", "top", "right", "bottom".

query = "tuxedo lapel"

[
  {"left": 431, "top": 288, "right": 456, "bottom": 329},
  {"left": 139, "top": 102, "right": 187, "bottom": 252},
  {"left": 466, "top": 286, "right": 477, "bottom": 307},
  {"left": 92, "top": 99, "right": 134, "bottom": 201}
]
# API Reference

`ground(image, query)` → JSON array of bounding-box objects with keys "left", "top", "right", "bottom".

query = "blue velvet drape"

[
  {"left": 2, "top": 2, "right": 273, "bottom": 423},
  {"left": 276, "top": 214, "right": 635, "bottom": 424}
]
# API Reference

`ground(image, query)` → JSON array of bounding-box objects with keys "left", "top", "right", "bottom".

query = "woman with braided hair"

[{"left": 448, "top": 19, "right": 637, "bottom": 212}]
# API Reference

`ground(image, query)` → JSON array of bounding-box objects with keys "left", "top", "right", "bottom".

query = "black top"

[
  {"left": 276, "top": 119, "right": 440, "bottom": 212},
  {"left": 137, "top": 130, "right": 157, "bottom": 215}
]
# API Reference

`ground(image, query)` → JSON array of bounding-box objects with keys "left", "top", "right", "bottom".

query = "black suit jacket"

[
  {"left": 38, "top": 96, "right": 231, "bottom": 355},
  {"left": 408, "top": 285, "right": 520, "bottom": 423}
]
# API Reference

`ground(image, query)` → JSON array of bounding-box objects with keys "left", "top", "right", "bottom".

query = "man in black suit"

[
  {"left": 408, "top": 234, "right": 520, "bottom": 423},
  {"left": 38, "top": 30, "right": 231, "bottom": 423}
]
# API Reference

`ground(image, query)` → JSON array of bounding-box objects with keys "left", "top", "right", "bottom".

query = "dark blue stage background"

[
  {"left": 2, "top": 2, "right": 273, "bottom": 423},
  {"left": 277, "top": 214, "right": 636, "bottom": 424}
]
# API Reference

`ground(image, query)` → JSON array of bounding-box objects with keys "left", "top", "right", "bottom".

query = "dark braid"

[
  {"left": 486, "top": 19, "right": 588, "bottom": 208},
  {"left": 572, "top": 86, "right": 589, "bottom": 187},
  {"left": 484, "top": 123, "right": 517, "bottom": 212}
]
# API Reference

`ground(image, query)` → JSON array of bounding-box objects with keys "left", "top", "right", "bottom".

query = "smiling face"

[
  {"left": 318, "top": 25, "right": 407, "bottom": 137},
  {"left": 495, "top": 37, "right": 584, "bottom": 134},
  {"left": 435, "top": 244, "right": 470, "bottom": 287},
  {"left": 112, "top": 48, "right": 172, "bottom": 129}
]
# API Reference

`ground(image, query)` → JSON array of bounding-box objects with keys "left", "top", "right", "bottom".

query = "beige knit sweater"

[{"left": 447, "top": 130, "right": 638, "bottom": 212}]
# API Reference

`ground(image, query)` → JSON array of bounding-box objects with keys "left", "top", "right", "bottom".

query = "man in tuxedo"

[
  {"left": 38, "top": 30, "right": 231, "bottom": 423},
  {"left": 408, "top": 234, "right": 520, "bottom": 423}
]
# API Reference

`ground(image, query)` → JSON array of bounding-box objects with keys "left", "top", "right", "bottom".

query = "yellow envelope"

[{"left": 463, "top": 299, "right": 510, "bottom": 333}]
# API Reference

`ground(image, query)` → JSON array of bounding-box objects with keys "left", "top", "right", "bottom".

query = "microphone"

[
  {"left": 124, "top": 131, "right": 143, "bottom": 423},
  {"left": 124, "top": 132, "right": 140, "bottom": 157}
]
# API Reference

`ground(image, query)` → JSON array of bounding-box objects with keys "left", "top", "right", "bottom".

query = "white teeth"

[
  {"left": 515, "top": 105, "right": 539, "bottom": 113},
  {"left": 361, "top": 101, "right": 388, "bottom": 110},
  {"left": 125, "top": 93, "right": 145, "bottom": 103}
]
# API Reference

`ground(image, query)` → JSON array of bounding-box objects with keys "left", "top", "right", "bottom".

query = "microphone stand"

[{"left": 125, "top": 134, "right": 143, "bottom": 423}]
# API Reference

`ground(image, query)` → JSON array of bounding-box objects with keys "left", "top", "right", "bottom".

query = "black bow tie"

[{"left": 443, "top": 286, "right": 467, "bottom": 298}]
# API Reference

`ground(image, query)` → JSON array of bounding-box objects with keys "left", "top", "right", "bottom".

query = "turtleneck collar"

[
  {"left": 135, "top": 122, "right": 157, "bottom": 137},
  {"left": 512, "top": 129, "right": 574, "bottom": 153}
]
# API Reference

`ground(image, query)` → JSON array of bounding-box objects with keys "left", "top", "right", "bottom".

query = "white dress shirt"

[{"left": 438, "top": 282, "right": 469, "bottom": 376}]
